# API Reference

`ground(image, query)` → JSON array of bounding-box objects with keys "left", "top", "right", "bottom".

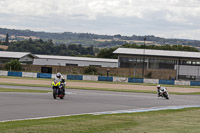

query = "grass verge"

[
  {"left": 1, "top": 75, "right": 200, "bottom": 89},
  {"left": 0, "top": 88, "right": 51, "bottom": 93},
  {"left": 0, "top": 82, "right": 200, "bottom": 95},
  {"left": 0, "top": 107, "right": 200, "bottom": 133}
]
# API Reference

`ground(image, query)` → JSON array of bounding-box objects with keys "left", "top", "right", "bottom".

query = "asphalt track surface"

[{"left": 0, "top": 85, "right": 200, "bottom": 122}]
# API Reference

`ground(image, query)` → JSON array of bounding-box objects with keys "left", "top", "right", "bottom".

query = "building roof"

[
  {"left": 0, "top": 51, "right": 36, "bottom": 59},
  {"left": 35, "top": 54, "right": 118, "bottom": 63},
  {"left": 113, "top": 48, "right": 200, "bottom": 59}
]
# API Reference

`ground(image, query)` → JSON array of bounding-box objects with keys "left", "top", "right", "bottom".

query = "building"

[
  {"left": 0, "top": 51, "right": 36, "bottom": 64},
  {"left": 0, "top": 51, "right": 118, "bottom": 74},
  {"left": 113, "top": 48, "right": 200, "bottom": 80},
  {"left": 33, "top": 54, "right": 118, "bottom": 68}
]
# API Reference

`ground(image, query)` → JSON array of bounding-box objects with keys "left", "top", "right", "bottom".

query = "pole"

[{"left": 142, "top": 37, "right": 146, "bottom": 78}]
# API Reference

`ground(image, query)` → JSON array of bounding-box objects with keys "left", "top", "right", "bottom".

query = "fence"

[{"left": 0, "top": 70, "right": 200, "bottom": 86}]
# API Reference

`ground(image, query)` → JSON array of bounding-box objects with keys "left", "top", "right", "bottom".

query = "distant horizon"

[{"left": 0, "top": 27, "right": 197, "bottom": 41}]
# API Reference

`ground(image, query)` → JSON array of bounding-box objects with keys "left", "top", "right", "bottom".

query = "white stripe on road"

[
  {"left": 1, "top": 105, "right": 200, "bottom": 123},
  {"left": 91, "top": 105, "right": 200, "bottom": 115}
]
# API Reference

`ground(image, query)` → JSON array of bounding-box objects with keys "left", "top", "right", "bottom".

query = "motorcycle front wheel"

[
  {"left": 163, "top": 92, "right": 169, "bottom": 99},
  {"left": 53, "top": 88, "right": 57, "bottom": 99}
]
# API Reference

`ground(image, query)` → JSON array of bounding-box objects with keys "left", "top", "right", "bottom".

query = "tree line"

[
  {"left": 0, "top": 38, "right": 199, "bottom": 59},
  {"left": 1, "top": 28, "right": 200, "bottom": 47},
  {"left": 5, "top": 39, "right": 95, "bottom": 56}
]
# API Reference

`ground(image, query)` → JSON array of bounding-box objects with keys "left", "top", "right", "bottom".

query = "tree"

[
  {"left": 3, "top": 33, "right": 9, "bottom": 45},
  {"left": 5, "top": 60, "right": 22, "bottom": 71},
  {"left": 97, "top": 47, "right": 118, "bottom": 59},
  {"left": 84, "top": 66, "right": 97, "bottom": 75}
]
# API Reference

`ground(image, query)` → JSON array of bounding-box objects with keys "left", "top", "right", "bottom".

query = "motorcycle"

[
  {"left": 52, "top": 79, "right": 65, "bottom": 99},
  {"left": 158, "top": 87, "right": 169, "bottom": 100}
]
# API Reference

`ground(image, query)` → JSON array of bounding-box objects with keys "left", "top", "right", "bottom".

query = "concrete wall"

[
  {"left": 113, "top": 77, "right": 128, "bottom": 83},
  {"left": 22, "top": 72, "right": 37, "bottom": 78},
  {"left": 175, "top": 80, "right": 190, "bottom": 86},
  {"left": 144, "top": 79, "right": 159, "bottom": 84},
  {"left": 83, "top": 75, "right": 98, "bottom": 81},
  {"left": 0, "top": 70, "right": 8, "bottom": 76}
]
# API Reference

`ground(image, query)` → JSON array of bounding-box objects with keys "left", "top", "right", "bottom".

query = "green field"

[
  {"left": 0, "top": 82, "right": 200, "bottom": 95},
  {"left": 0, "top": 107, "right": 200, "bottom": 133},
  {"left": 0, "top": 76, "right": 200, "bottom": 95},
  {"left": 0, "top": 88, "right": 50, "bottom": 93},
  {"left": 1, "top": 75, "right": 200, "bottom": 89}
]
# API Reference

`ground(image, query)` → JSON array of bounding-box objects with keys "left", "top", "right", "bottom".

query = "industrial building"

[
  {"left": 0, "top": 51, "right": 36, "bottom": 64},
  {"left": 113, "top": 48, "right": 200, "bottom": 80},
  {"left": 0, "top": 51, "right": 118, "bottom": 68},
  {"left": 1, "top": 49, "right": 200, "bottom": 80},
  {"left": 33, "top": 54, "right": 118, "bottom": 68}
]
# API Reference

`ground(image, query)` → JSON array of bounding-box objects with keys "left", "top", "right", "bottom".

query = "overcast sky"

[{"left": 0, "top": 0, "right": 200, "bottom": 40}]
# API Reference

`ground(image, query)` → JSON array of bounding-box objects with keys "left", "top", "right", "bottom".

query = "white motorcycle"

[{"left": 158, "top": 87, "right": 169, "bottom": 100}]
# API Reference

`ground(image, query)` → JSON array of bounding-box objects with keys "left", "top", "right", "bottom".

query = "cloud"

[{"left": 0, "top": 0, "right": 200, "bottom": 40}]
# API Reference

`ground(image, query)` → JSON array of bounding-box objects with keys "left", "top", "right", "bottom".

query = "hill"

[{"left": 0, "top": 27, "right": 200, "bottom": 48}]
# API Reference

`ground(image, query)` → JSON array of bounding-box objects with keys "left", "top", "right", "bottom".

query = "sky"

[{"left": 0, "top": 0, "right": 200, "bottom": 40}]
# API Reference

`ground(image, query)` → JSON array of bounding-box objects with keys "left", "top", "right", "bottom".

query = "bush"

[
  {"left": 84, "top": 66, "right": 97, "bottom": 75},
  {"left": 5, "top": 60, "right": 22, "bottom": 71},
  {"left": 146, "top": 72, "right": 152, "bottom": 79}
]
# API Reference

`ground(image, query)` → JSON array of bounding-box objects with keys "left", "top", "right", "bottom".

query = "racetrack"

[{"left": 0, "top": 85, "right": 200, "bottom": 122}]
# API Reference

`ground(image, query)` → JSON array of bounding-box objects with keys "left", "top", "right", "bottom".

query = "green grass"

[
  {"left": 0, "top": 75, "right": 52, "bottom": 81},
  {"left": 0, "top": 88, "right": 51, "bottom": 93},
  {"left": 0, "top": 76, "right": 200, "bottom": 95},
  {"left": 0, "top": 107, "right": 200, "bottom": 133},
  {"left": 0, "top": 82, "right": 51, "bottom": 87},
  {"left": 1, "top": 75, "right": 200, "bottom": 89},
  {"left": 0, "top": 82, "right": 200, "bottom": 95}
]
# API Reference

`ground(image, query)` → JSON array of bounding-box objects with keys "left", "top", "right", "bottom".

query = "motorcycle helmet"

[
  {"left": 56, "top": 72, "right": 61, "bottom": 78},
  {"left": 157, "top": 84, "right": 160, "bottom": 88}
]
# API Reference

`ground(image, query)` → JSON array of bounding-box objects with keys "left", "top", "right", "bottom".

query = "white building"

[
  {"left": 33, "top": 54, "right": 118, "bottom": 68},
  {"left": 0, "top": 51, "right": 36, "bottom": 64}
]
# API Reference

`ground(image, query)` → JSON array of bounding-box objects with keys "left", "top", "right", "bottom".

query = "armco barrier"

[
  {"left": 98, "top": 76, "right": 113, "bottom": 82},
  {"left": 144, "top": 79, "right": 159, "bottom": 84},
  {"left": 159, "top": 79, "right": 175, "bottom": 85},
  {"left": 175, "top": 80, "right": 190, "bottom": 86},
  {"left": 37, "top": 73, "right": 52, "bottom": 79},
  {"left": 190, "top": 81, "right": 200, "bottom": 86},
  {"left": 67, "top": 75, "right": 83, "bottom": 80},
  {"left": 113, "top": 77, "right": 128, "bottom": 83},
  {"left": 22, "top": 72, "right": 37, "bottom": 78},
  {"left": 1, "top": 70, "right": 198, "bottom": 86},
  {"left": 0, "top": 70, "right": 8, "bottom": 76},
  {"left": 8, "top": 71, "right": 22, "bottom": 77},
  {"left": 83, "top": 75, "right": 98, "bottom": 81},
  {"left": 128, "top": 78, "right": 144, "bottom": 83}
]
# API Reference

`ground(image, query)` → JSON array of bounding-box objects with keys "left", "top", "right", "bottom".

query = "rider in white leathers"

[
  {"left": 157, "top": 84, "right": 161, "bottom": 97},
  {"left": 55, "top": 72, "right": 66, "bottom": 94}
]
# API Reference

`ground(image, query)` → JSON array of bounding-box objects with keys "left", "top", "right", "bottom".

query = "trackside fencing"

[
  {"left": 8, "top": 71, "right": 22, "bottom": 77},
  {"left": 67, "top": 75, "right": 83, "bottom": 80},
  {"left": 1, "top": 70, "right": 200, "bottom": 86},
  {"left": 98, "top": 76, "right": 113, "bottom": 82},
  {"left": 159, "top": 80, "right": 175, "bottom": 85},
  {"left": 128, "top": 78, "right": 143, "bottom": 83}
]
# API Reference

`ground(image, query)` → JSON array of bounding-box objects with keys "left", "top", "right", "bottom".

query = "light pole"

[{"left": 142, "top": 37, "right": 146, "bottom": 78}]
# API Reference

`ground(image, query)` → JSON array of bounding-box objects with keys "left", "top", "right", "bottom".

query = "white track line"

[{"left": 1, "top": 105, "right": 200, "bottom": 123}]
